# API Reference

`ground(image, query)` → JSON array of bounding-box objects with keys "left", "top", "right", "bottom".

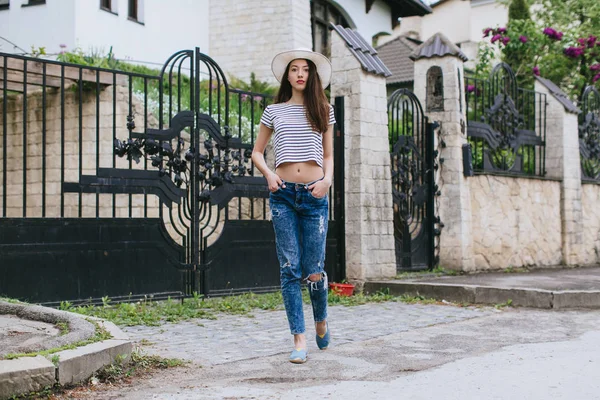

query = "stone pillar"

[
  {"left": 209, "top": 0, "right": 312, "bottom": 84},
  {"left": 330, "top": 31, "right": 396, "bottom": 284},
  {"left": 411, "top": 33, "right": 475, "bottom": 271},
  {"left": 535, "top": 78, "right": 584, "bottom": 265}
]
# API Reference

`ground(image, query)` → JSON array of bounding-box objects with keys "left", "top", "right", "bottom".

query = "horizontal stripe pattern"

[{"left": 260, "top": 103, "right": 335, "bottom": 168}]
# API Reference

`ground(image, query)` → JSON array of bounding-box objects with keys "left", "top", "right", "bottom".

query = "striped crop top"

[{"left": 260, "top": 103, "right": 336, "bottom": 168}]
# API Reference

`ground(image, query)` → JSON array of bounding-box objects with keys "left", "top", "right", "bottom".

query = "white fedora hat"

[{"left": 271, "top": 48, "right": 332, "bottom": 89}]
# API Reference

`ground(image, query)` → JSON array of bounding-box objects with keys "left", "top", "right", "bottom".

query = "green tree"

[
  {"left": 508, "top": 0, "right": 530, "bottom": 21},
  {"left": 532, "top": 0, "right": 600, "bottom": 99},
  {"left": 478, "top": 0, "right": 600, "bottom": 101},
  {"left": 504, "top": 0, "right": 534, "bottom": 87}
]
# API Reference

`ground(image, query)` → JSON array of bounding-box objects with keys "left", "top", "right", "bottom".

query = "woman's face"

[{"left": 287, "top": 59, "right": 309, "bottom": 92}]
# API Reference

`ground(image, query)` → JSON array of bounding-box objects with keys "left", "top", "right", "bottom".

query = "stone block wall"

[
  {"left": 581, "top": 183, "right": 600, "bottom": 264},
  {"left": 470, "top": 175, "right": 563, "bottom": 269},
  {"left": 330, "top": 32, "right": 395, "bottom": 282},
  {"left": 409, "top": 38, "right": 600, "bottom": 271},
  {"left": 0, "top": 86, "right": 155, "bottom": 220},
  {"left": 209, "top": 0, "right": 312, "bottom": 84}
]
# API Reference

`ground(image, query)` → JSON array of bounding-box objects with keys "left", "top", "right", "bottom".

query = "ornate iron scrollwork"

[
  {"left": 579, "top": 86, "right": 600, "bottom": 181},
  {"left": 466, "top": 63, "right": 544, "bottom": 175},
  {"left": 388, "top": 88, "right": 439, "bottom": 271},
  {"left": 114, "top": 111, "right": 253, "bottom": 203}
]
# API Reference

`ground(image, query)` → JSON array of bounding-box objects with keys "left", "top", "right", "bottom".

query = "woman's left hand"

[{"left": 308, "top": 177, "right": 332, "bottom": 199}]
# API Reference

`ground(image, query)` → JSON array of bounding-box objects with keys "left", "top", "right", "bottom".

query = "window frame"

[
  {"left": 310, "top": 0, "right": 351, "bottom": 57},
  {"left": 100, "top": 0, "right": 112, "bottom": 12},
  {"left": 21, "top": 0, "right": 45, "bottom": 7},
  {"left": 127, "top": 0, "right": 144, "bottom": 25}
]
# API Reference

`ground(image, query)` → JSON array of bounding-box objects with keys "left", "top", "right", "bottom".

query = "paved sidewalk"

[
  {"left": 69, "top": 304, "right": 600, "bottom": 400},
  {"left": 124, "top": 302, "right": 491, "bottom": 365},
  {"left": 366, "top": 266, "right": 600, "bottom": 308}
]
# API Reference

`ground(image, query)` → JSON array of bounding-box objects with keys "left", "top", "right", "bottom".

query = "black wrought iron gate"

[
  {"left": 388, "top": 89, "right": 437, "bottom": 271},
  {"left": 0, "top": 49, "right": 345, "bottom": 303}
]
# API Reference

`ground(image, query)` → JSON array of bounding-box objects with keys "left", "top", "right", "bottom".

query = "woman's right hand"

[{"left": 267, "top": 172, "right": 284, "bottom": 193}]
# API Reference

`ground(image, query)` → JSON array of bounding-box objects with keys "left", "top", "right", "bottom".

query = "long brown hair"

[{"left": 275, "top": 59, "right": 330, "bottom": 133}]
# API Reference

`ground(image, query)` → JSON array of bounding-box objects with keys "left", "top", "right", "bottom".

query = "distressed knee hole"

[{"left": 308, "top": 273, "right": 322, "bottom": 282}]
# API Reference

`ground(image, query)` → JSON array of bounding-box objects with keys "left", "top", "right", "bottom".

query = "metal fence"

[
  {"left": 465, "top": 63, "right": 547, "bottom": 177},
  {"left": 579, "top": 85, "right": 600, "bottom": 182},
  {"left": 0, "top": 49, "right": 282, "bottom": 303}
]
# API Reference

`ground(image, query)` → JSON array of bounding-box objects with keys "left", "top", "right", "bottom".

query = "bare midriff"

[{"left": 276, "top": 161, "right": 323, "bottom": 184}]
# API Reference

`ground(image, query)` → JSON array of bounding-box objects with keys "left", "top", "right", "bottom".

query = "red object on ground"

[{"left": 329, "top": 283, "right": 354, "bottom": 296}]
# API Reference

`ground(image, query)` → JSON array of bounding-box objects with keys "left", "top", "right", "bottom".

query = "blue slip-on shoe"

[
  {"left": 316, "top": 323, "right": 330, "bottom": 350},
  {"left": 289, "top": 348, "right": 308, "bottom": 364}
]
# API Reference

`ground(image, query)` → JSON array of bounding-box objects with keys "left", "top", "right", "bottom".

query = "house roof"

[
  {"left": 376, "top": 35, "right": 422, "bottom": 84},
  {"left": 429, "top": 0, "right": 468, "bottom": 8},
  {"left": 331, "top": 24, "right": 393, "bottom": 78},
  {"left": 535, "top": 76, "right": 580, "bottom": 114},
  {"left": 382, "top": 0, "right": 433, "bottom": 17},
  {"left": 409, "top": 32, "right": 468, "bottom": 61}
]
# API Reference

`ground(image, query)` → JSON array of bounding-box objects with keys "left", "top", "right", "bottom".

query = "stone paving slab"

[
  {"left": 412, "top": 266, "right": 600, "bottom": 291},
  {"left": 0, "top": 315, "right": 59, "bottom": 356},
  {"left": 0, "top": 301, "right": 133, "bottom": 399},
  {"left": 123, "top": 302, "right": 493, "bottom": 365},
  {"left": 54, "top": 339, "right": 133, "bottom": 386},
  {"left": 0, "top": 356, "right": 55, "bottom": 400},
  {"left": 365, "top": 267, "right": 600, "bottom": 309}
]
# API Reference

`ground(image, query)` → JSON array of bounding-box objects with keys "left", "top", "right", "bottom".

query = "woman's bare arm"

[
  {"left": 251, "top": 123, "right": 282, "bottom": 192},
  {"left": 308, "top": 123, "right": 334, "bottom": 197}
]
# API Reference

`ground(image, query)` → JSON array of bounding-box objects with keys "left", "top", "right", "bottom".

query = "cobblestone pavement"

[
  {"left": 66, "top": 305, "right": 600, "bottom": 400},
  {"left": 123, "top": 302, "right": 493, "bottom": 365}
]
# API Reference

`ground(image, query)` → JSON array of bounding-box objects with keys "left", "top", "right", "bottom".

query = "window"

[
  {"left": 22, "top": 0, "right": 45, "bottom": 6},
  {"left": 0, "top": 0, "right": 8, "bottom": 10},
  {"left": 128, "top": 0, "right": 144, "bottom": 23},
  {"left": 128, "top": 0, "right": 136, "bottom": 19},
  {"left": 100, "top": 0, "right": 118, "bottom": 14},
  {"left": 310, "top": 0, "right": 351, "bottom": 57}
]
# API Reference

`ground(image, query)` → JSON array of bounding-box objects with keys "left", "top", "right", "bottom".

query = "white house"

[
  {"left": 0, "top": 0, "right": 431, "bottom": 81},
  {"left": 380, "top": 0, "right": 508, "bottom": 65},
  {"left": 0, "top": 0, "right": 210, "bottom": 66}
]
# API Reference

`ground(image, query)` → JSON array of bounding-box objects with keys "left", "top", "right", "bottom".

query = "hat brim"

[{"left": 271, "top": 49, "right": 332, "bottom": 89}]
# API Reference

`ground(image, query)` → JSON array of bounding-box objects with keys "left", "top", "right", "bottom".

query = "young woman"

[{"left": 251, "top": 48, "right": 335, "bottom": 364}]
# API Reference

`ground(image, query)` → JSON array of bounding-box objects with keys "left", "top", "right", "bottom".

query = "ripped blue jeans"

[{"left": 269, "top": 180, "right": 329, "bottom": 335}]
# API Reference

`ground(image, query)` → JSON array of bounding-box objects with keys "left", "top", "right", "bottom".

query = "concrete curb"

[
  {"left": 0, "top": 307, "right": 132, "bottom": 400},
  {"left": 364, "top": 281, "right": 600, "bottom": 309}
]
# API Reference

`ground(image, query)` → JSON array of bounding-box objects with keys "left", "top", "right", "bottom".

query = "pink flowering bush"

[{"left": 477, "top": 19, "right": 600, "bottom": 100}]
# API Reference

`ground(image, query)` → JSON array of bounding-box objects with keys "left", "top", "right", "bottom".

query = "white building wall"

[
  {"left": 0, "top": 0, "right": 76, "bottom": 54},
  {"left": 396, "top": 0, "right": 507, "bottom": 45},
  {"left": 73, "top": 0, "right": 209, "bottom": 65},
  {"left": 335, "top": 0, "right": 392, "bottom": 43},
  {"left": 469, "top": 0, "right": 508, "bottom": 42},
  {"left": 420, "top": 0, "right": 471, "bottom": 44},
  {"left": 209, "top": 0, "right": 312, "bottom": 84},
  {"left": 0, "top": 0, "right": 209, "bottom": 67}
]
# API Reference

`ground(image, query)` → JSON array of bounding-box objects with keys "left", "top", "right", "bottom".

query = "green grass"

[
  {"left": 93, "top": 347, "right": 186, "bottom": 384},
  {"left": 503, "top": 266, "right": 531, "bottom": 274},
  {"left": 494, "top": 299, "right": 514, "bottom": 309},
  {"left": 395, "top": 266, "right": 460, "bottom": 280},
  {"left": 0, "top": 297, "right": 25, "bottom": 304},
  {"left": 60, "top": 291, "right": 287, "bottom": 327},
  {"left": 56, "top": 322, "right": 69, "bottom": 336},
  {"left": 57, "top": 290, "right": 449, "bottom": 328}
]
